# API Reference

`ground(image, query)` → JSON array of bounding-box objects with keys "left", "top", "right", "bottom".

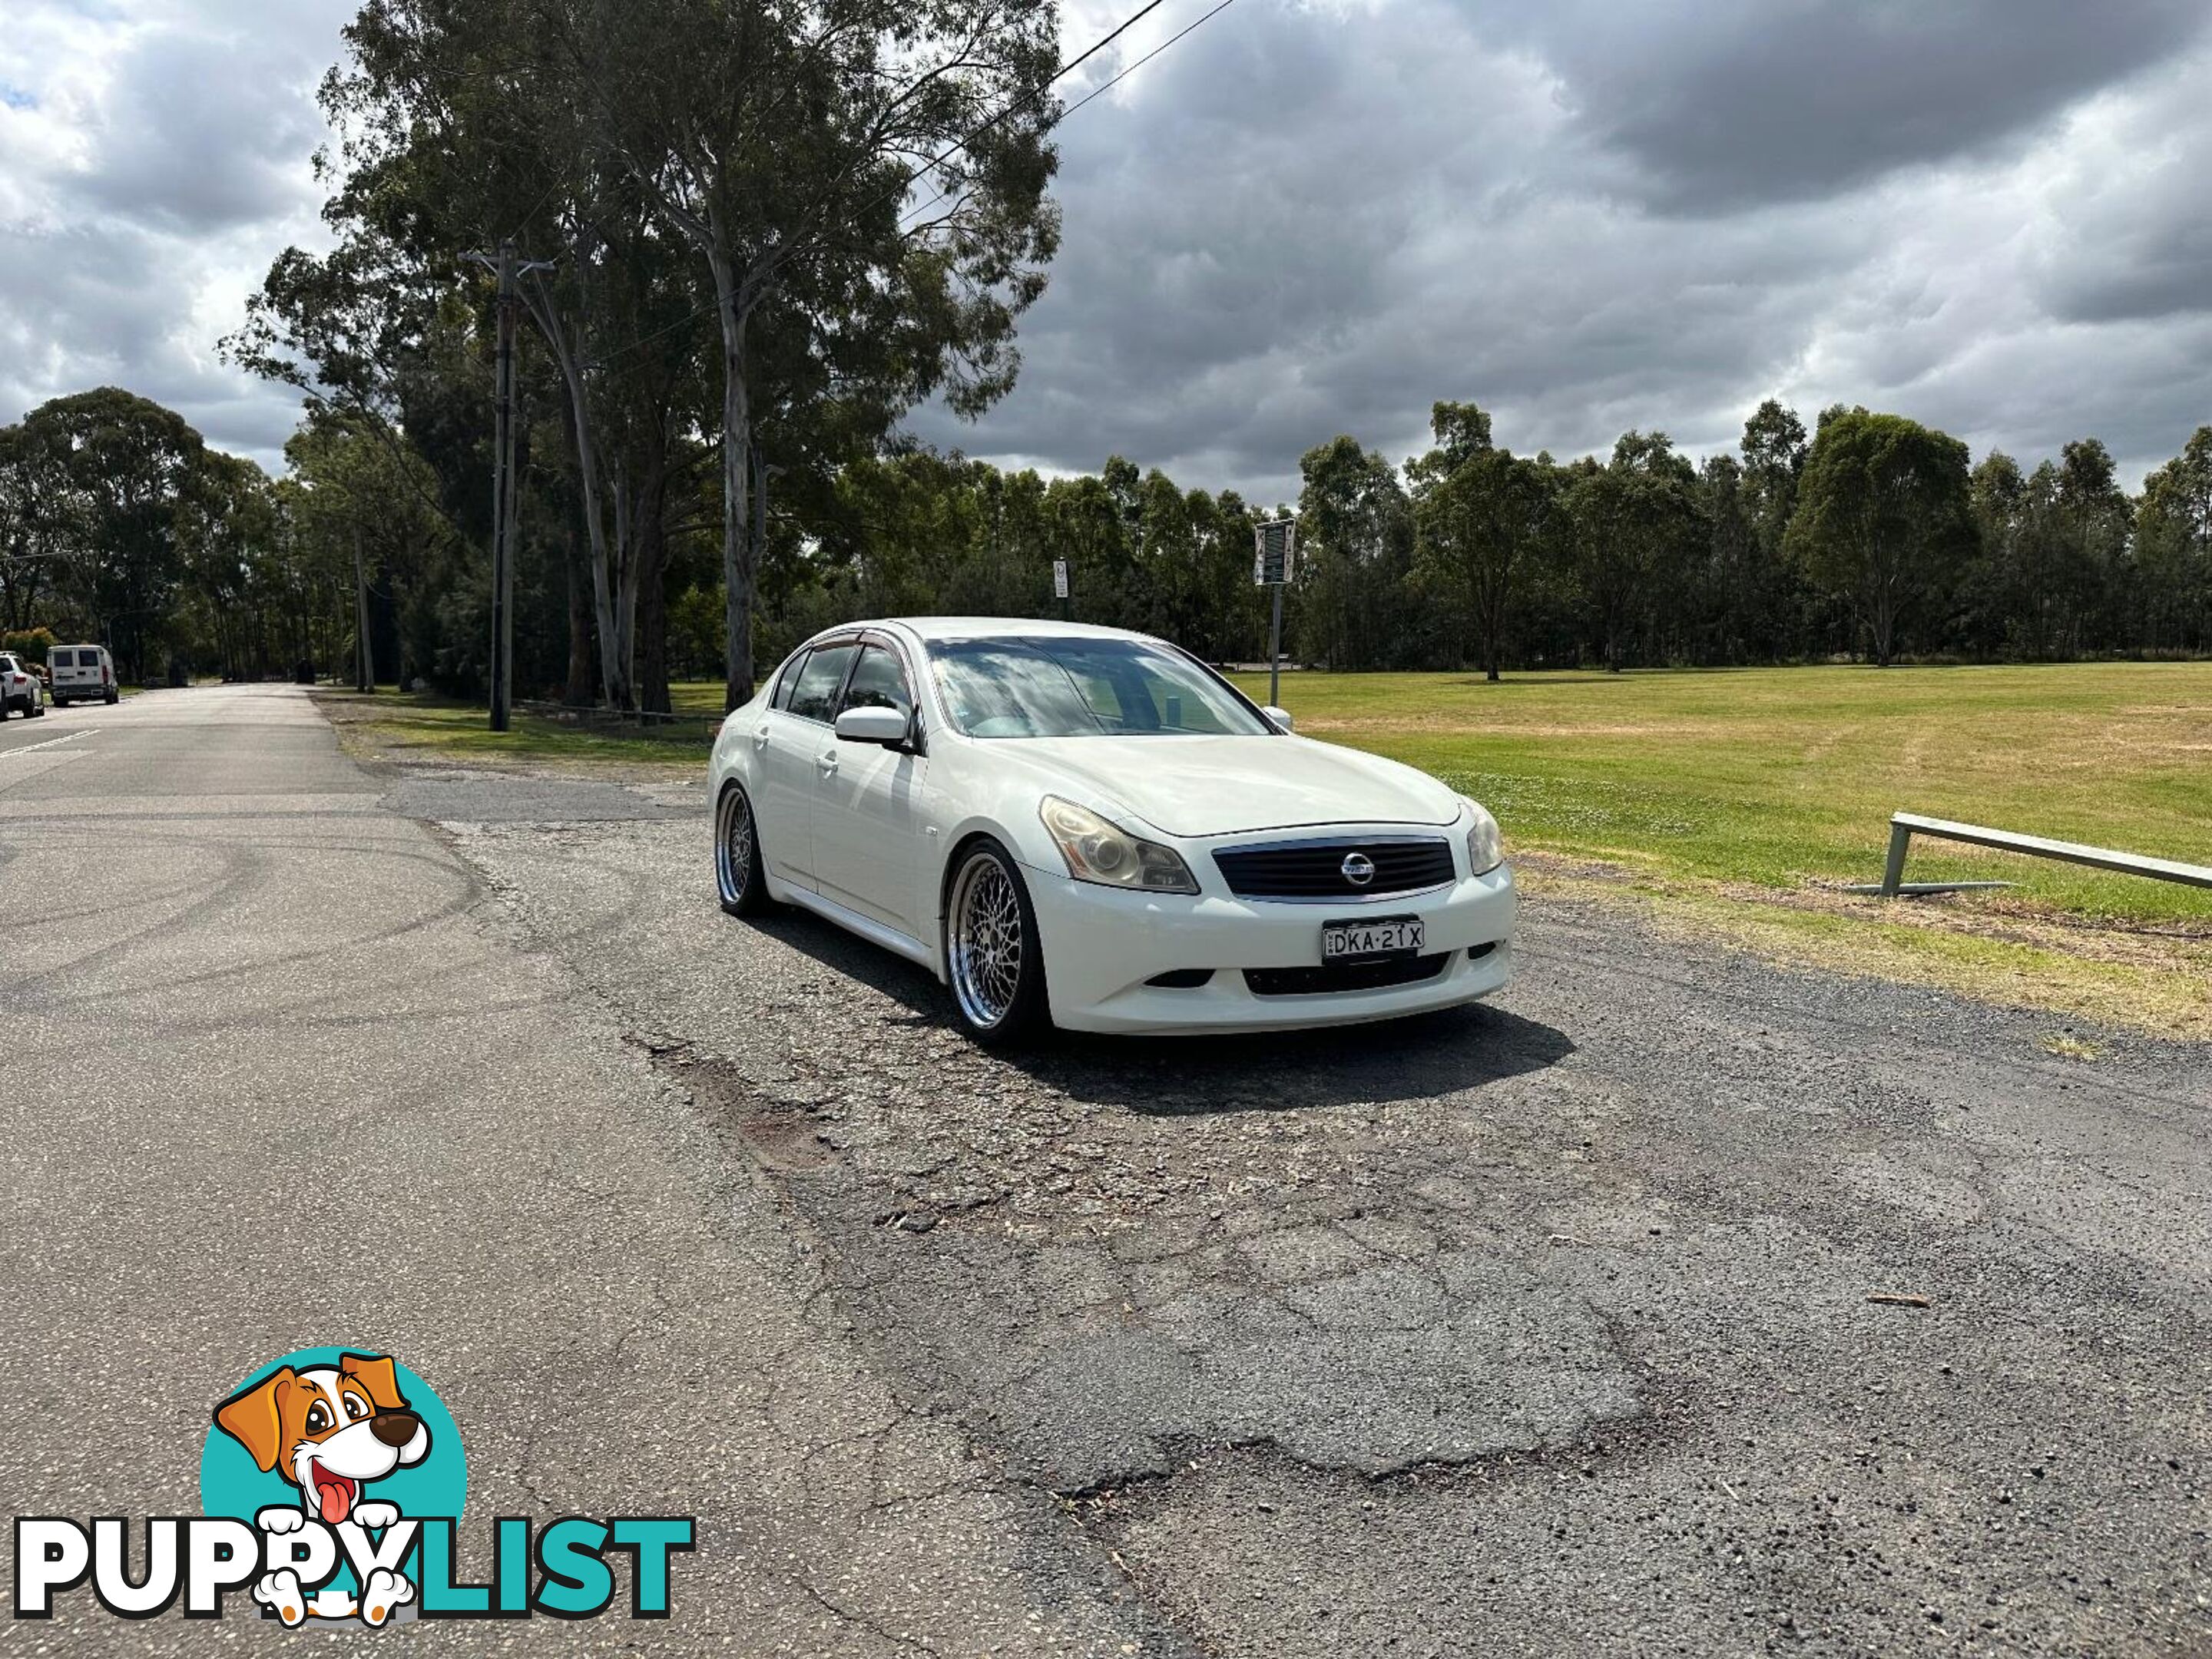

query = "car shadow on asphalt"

[{"left": 751, "top": 909, "right": 1575, "bottom": 1112}]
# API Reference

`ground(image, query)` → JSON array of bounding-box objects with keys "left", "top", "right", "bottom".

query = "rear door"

[
  {"left": 810, "top": 641, "right": 930, "bottom": 936},
  {"left": 755, "top": 639, "right": 858, "bottom": 888}
]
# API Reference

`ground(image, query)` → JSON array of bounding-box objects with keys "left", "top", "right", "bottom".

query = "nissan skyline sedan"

[{"left": 708, "top": 618, "right": 1516, "bottom": 1043}]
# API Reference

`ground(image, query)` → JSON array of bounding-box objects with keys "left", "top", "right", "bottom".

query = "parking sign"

[{"left": 1253, "top": 520, "right": 1296, "bottom": 586}]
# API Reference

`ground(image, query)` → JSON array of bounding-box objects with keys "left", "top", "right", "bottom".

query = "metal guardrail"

[{"left": 1855, "top": 812, "right": 2212, "bottom": 898}]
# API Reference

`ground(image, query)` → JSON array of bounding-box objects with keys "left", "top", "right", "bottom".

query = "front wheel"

[
  {"left": 715, "top": 782, "right": 774, "bottom": 916},
  {"left": 944, "top": 839, "right": 1051, "bottom": 1046}
]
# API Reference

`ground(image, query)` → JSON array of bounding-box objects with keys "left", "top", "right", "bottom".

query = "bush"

[{"left": 2, "top": 627, "right": 56, "bottom": 665}]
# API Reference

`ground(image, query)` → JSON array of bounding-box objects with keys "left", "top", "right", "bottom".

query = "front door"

[
  {"left": 757, "top": 640, "right": 859, "bottom": 888},
  {"left": 810, "top": 642, "right": 929, "bottom": 936}
]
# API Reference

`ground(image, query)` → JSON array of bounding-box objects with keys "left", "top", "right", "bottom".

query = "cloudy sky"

[{"left": 5, "top": 0, "right": 2210, "bottom": 502}]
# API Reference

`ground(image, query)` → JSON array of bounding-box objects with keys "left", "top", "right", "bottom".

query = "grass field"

[
  {"left": 318, "top": 690, "right": 707, "bottom": 770},
  {"left": 1232, "top": 662, "right": 2212, "bottom": 1037}
]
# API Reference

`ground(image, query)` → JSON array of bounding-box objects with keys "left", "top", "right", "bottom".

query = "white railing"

[{"left": 1863, "top": 812, "right": 2212, "bottom": 898}]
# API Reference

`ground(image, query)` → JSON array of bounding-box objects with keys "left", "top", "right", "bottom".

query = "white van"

[{"left": 49, "top": 644, "right": 118, "bottom": 707}]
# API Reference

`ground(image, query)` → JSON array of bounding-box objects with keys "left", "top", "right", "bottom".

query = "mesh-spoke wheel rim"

[
  {"left": 717, "top": 789, "right": 755, "bottom": 904},
  {"left": 949, "top": 854, "right": 1024, "bottom": 1029}
]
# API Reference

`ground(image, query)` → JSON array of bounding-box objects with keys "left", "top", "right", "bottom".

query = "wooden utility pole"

[
  {"left": 488, "top": 240, "right": 517, "bottom": 730},
  {"left": 466, "top": 239, "right": 555, "bottom": 732},
  {"left": 352, "top": 522, "right": 374, "bottom": 693}
]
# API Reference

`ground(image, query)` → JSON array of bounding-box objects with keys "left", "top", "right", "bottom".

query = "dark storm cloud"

[
  {"left": 1509, "top": 0, "right": 2211, "bottom": 214},
  {"left": 912, "top": 0, "right": 2212, "bottom": 498},
  {"left": 5, "top": 0, "right": 2210, "bottom": 494}
]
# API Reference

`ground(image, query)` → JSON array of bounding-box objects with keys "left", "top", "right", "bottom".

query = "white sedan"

[{"left": 709, "top": 618, "right": 1515, "bottom": 1044}]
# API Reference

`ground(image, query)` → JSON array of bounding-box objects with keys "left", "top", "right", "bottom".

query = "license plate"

[{"left": 1320, "top": 916, "right": 1424, "bottom": 961}]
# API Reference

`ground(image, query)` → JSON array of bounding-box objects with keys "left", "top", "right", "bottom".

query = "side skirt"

[{"left": 778, "top": 884, "right": 940, "bottom": 975}]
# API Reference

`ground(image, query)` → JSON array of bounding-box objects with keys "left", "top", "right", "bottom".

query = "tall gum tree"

[
  {"left": 1786, "top": 408, "right": 1974, "bottom": 667},
  {"left": 534, "top": 0, "right": 1062, "bottom": 707}
]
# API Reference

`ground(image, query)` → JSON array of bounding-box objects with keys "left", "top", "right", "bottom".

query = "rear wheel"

[
  {"left": 26, "top": 695, "right": 41, "bottom": 717},
  {"left": 103, "top": 690, "right": 118, "bottom": 705},
  {"left": 944, "top": 839, "right": 1050, "bottom": 1046},
  {"left": 715, "top": 782, "right": 773, "bottom": 916}
]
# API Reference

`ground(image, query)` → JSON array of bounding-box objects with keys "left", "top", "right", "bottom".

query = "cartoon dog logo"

[{"left": 213, "top": 1352, "right": 429, "bottom": 1625}]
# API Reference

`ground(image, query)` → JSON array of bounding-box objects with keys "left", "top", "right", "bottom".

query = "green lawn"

[
  {"left": 1233, "top": 664, "right": 2212, "bottom": 1038},
  {"left": 1233, "top": 663, "right": 2212, "bottom": 924}
]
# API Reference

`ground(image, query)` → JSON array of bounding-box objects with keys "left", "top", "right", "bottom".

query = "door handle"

[
  {"left": 817, "top": 750, "right": 839, "bottom": 776},
  {"left": 752, "top": 727, "right": 770, "bottom": 750}
]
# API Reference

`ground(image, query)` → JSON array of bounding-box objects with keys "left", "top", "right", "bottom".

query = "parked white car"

[
  {"left": 0, "top": 653, "right": 45, "bottom": 718},
  {"left": 709, "top": 618, "right": 1515, "bottom": 1043},
  {"left": 48, "top": 643, "right": 118, "bottom": 707}
]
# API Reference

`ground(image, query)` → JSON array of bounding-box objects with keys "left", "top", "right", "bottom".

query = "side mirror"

[
  {"left": 1262, "top": 705, "right": 1293, "bottom": 733},
  {"left": 834, "top": 705, "right": 909, "bottom": 746}
]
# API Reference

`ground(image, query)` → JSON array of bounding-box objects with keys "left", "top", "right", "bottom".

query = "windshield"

[{"left": 927, "top": 636, "right": 1273, "bottom": 740}]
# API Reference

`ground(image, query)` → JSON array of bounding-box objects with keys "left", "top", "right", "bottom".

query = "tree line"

[
  {"left": 7, "top": 380, "right": 2209, "bottom": 693},
  {"left": 2, "top": 0, "right": 2207, "bottom": 694}
]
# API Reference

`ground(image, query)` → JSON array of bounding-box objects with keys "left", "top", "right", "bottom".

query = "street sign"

[
  {"left": 1051, "top": 560, "right": 1069, "bottom": 600},
  {"left": 1253, "top": 520, "right": 1296, "bottom": 586}
]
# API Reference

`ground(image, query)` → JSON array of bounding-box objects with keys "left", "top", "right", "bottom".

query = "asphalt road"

[{"left": 4, "top": 686, "right": 2208, "bottom": 1656}]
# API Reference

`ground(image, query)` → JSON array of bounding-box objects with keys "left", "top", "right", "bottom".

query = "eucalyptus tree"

[
  {"left": 2134, "top": 426, "right": 2212, "bottom": 654},
  {"left": 28, "top": 389, "right": 208, "bottom": 681},
  {"left": 1416, "top": 445, "right": 1549, "bottom": 681},
  {"left": 532, "top": 0, "right": 1064, "bottom": 707},
  {"left": 0, "top": 418, "right": 75, "bottom": 632},
  {"left": 1565, "top": 432, "right": 1702, "bottom": 672},
  {"left": 1786, "top": 408, "right": 1973, "bottom": 667},
  {"left": 1296, "top": 435, "right": 1414, "bottom": 671}
]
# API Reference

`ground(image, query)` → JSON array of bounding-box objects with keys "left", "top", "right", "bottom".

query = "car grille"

[
  {"left": 1213, "top": 836, "right": 1455, "bottom": 900},
  {"left": 1244, "top": 952, "right": 1450, "bottom": 998}
]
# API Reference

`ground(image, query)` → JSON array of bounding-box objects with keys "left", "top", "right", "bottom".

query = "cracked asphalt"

[{"left": 5, "top": 685, "right": 2209, "bottom": 1655}]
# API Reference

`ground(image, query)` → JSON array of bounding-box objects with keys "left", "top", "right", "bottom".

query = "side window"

[
  {"left": 785, "top": 644, "right": 858, "bottom": 724},
  {"left": 838, "top": 645, "right": 914, "bottom": 720},
  {"left": 770, "top": 650, "right": 810, "bottom": 711}
]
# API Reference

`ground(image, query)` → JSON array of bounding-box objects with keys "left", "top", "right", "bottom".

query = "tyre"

[
  {"left": 27, "top": 697, "right": 41, "bottom": 717},
  {"left": 52, "top": 697, "right": 67, "bottom": 709},
  {"left": 714, "top": 782, "right": 774, "bottom": 916},
  {"left": 104, "top": 690, "right": 118, "bottom": 704},
  {"left": 942, "top": 837, "right": 1051, "bottom": 1046}
]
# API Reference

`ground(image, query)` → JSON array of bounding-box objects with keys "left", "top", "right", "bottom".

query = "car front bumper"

[{"left": 1021, "top": 860, "right": 1518, "bottom": 1035}]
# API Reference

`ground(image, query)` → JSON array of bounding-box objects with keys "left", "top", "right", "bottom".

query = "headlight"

[
  {"left": 1039, "top": 796, "right": 1198, "bottom": 894},
  {"left": 1462, "top": 798, "right": 1505, "bottom": 876}
]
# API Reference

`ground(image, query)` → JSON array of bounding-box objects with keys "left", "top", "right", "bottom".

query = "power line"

[
  {"left": 585, "top": 0, "right": 1217, "bottom": 370},
  {"left": 900, "top": 0, "right": 1240, "bottom": 231}
]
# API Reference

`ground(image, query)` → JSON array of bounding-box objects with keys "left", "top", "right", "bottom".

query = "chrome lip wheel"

[
  {"left": 949, "top": 853, "right": 1023, "bottom": 1030},
  {"left": 716, "top": 787, "right": 755, "bottom": 904}
]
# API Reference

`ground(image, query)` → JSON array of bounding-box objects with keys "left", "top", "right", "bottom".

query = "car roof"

[{"left": 859, "top": 617, "right": 1159, "bottom": 646}]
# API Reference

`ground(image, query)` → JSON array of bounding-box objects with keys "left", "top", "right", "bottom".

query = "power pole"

[
  {"left": 353, "top": 522, "right": 374, "bottom": 693},
  {"left": 469, "top": 240, "right": 554, "bottom": 732},
  {"left": 488, "top": 240, "right": 517, "bottom": 730}
]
